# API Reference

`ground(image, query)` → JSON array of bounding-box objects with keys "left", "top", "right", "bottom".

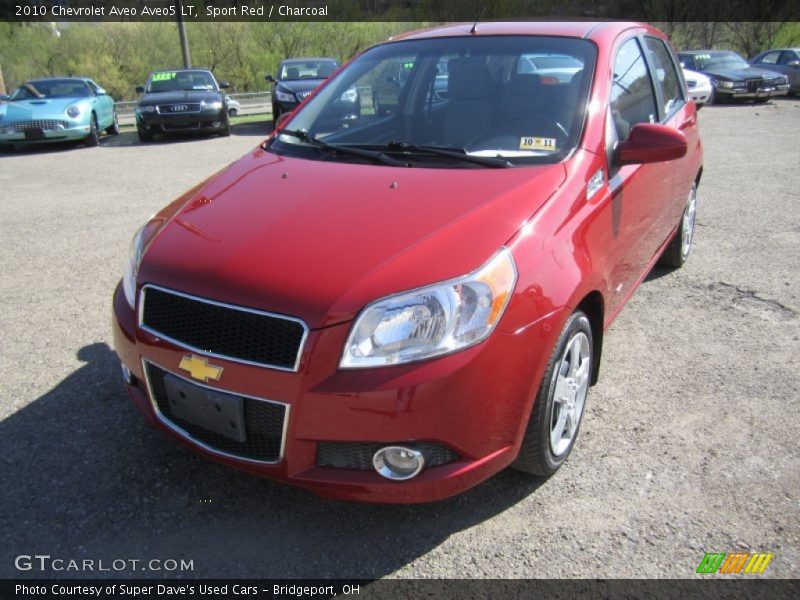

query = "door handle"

[{"left": 679, "top": 117, "right": 695, "bottom": 130}]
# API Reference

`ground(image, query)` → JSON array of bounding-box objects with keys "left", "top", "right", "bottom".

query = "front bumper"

[
  {"left": 716, "top": 83, "right": 790, "bottom": 99},
  {"left": 136, "top": 110, "right": 227, "bottom": 134},
  {"left": 0, "top": 120, "right": 91, "bottom": 144},
  {"left": 112, "top": 281, "right": 564, "bottom": 503}
]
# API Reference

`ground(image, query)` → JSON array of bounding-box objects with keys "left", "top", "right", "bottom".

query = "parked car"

[
  {"left": 682, "top": 68, "right": 713, "bottom": 107},
  {"left": 677, "top": 50, "right": 789, "bottom": 103},
  {"left": 225, "top": 95, "right": 240, "bottom": 116},
  {"left": 0, "top": 77, "right": 118, "bottom": 149},
  {"left": 750, "top": 48, "right": 800, "bottom": 94},
  {"left": 134, "top": 69, "right": 230, "bottom": 142},
  {"left": 266, "top": 58, "right": 359, "bottom": 120},
  {"left": 114, "top": 21, "right": 703, "bottom": 503}
]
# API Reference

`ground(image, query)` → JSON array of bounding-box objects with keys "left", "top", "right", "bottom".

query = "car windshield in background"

[
  {"left": 146, "top": 71, "right": 217, "bottom": 93},
  {"left": 691, "top": 52, "right": 749, "bottom": 70},
  {"left": 270, "top": 36, "right": 596, "bottom": 167},
  {"left": 279, "top": 60, "right": 339, "bottom": 80},
  {"left": 11, "top": 80, "right": 92, "bottom": 100}
]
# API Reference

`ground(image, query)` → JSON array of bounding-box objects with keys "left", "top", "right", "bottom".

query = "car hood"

[
  {"left": 0, "top": 97, "right": 84, "bottom": 119},
  {"left": 703, "top": 66, "right": 783, "bottom": 80},
  {"left": 138, "top": 90, "right": 223, "bottom": 106},
  {"left": 139, "top": 149, "right": 566, "bottom": 329},
  {"left": 275, "top": 80, "right": 325, "bottom": 94}
]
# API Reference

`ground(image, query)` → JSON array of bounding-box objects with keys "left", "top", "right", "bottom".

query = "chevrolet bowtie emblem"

[{"left": 179, "top": 355, "right": 223, "bottom": 382}]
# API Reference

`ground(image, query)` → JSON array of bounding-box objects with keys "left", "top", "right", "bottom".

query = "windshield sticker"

[
  {"left": 152, "top": 72, "right": 177, "bottom": 82},
  {"left": 520, "top": 137, "right": 557, "bottom": 152}
]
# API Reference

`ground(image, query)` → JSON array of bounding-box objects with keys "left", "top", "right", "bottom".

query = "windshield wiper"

[
  {"left": 382, "top": 141, "right": 513, "bottom": 168},
  {"left": 279, "top": 129, "right": 409, "bottom": 167}
]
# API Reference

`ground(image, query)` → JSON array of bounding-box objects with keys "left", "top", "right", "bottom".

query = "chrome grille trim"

[
  {"left": 296, "top": 91, "right": 313, "bottom": 100},
  {"left": 156, "top": 103, "right": 202, "bottom": 114},
  {"left": 1, "top": 119, "right": 67, "bottom": 131},
  {"left": 141, "top": 358, "right": 290, "bottom": 465},
  {"left": 137, "top": 283, "right": 309, "bottom": 373}
]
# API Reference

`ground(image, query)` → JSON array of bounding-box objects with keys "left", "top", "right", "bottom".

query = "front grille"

[
  {"left": 746, "top": 79, "right": 762, "bottom": 92},
  {"left": 316, "top": 442, "right": 459, "bottom": 470},
  {"left": 157, "top": 103, "right": 202, "bottom": 114},
  {"left": 146, "top": 362, "right": 287, "bottom": 462},
  {"left": 296, "top": 91, "right": 313, "bottom": 101},
  {"left": 140, "top": 285, "right": 307, "bottom": 371},
  {"left": 1, "top": 119, "right": 66, "bottom": 131}
]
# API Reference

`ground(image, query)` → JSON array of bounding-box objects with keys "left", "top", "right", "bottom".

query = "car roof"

[
  {"left": 392, "top": 21, "right": 647, "bottom": 42},
  {"left": 679, "top": 50, "right": 739, "bottom": 55},
  {"left": 28, "top": 77, "right": 91, "bottom": 83}
]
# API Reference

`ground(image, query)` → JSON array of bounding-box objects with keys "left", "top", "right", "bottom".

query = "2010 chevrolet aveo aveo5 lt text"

[{"left": 113, "top": 22, "right": 703, "bottom": 503}]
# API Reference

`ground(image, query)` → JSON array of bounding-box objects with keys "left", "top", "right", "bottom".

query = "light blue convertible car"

[{"left": 0, "top": 77, "right": 118, "bottom": 149}]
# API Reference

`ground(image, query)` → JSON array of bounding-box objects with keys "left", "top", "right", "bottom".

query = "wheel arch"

[{"left": 574, "top": 291, "right": 604, "bottom": 385}]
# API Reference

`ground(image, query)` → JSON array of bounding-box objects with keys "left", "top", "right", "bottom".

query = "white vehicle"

[
  {"left": 682, "top": 68, "right": 712, "bottom": 107},
  {"left": 225, "top": 95, "right": 241, "bottom": 116}
]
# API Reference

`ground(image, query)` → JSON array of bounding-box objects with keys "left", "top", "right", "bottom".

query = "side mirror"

[
  {"left": 135, "top": 86, "right": 145, "bottom": 94},
  {"left": 265, "top": 74, "right": 275, "bottom": 83},
  {"left": 617, "top": 123, "right": 687, "bottom": 165},
  {"left": 218, "top": 80, "right": 230, "bottom": 89},
  {"left": 95, "top": 87, "right": 108, "bottom": 96}
]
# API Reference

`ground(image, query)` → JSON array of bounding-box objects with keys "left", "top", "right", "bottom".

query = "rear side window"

[
  {"left": 610, "top": 38, "right": 658, "bottom": 141},
  {"left": 678, "top": 55, "right": 695, "bottom": 70},
  {"left": 779, "top": 51, "right": 799, "bottom": 65},
  {"left": 644, "top": 37, "right": 684, "bottom": 118}
]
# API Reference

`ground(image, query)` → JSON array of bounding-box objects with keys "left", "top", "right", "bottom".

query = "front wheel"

[
  {"left": 753, "top": 97, "right": 770, "bottom": 104},
  {"left": 512, "top": 311, "right": 593, "bottom": 477},
  {"left": 659, "top": 182, "right": 697, "bottom": 268},
  {"left": 85, "top": 114, "right": 100, "bottom": 147}
]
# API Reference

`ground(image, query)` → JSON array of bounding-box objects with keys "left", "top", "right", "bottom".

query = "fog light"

[
  {"left": 120, "top": 363, "right": 135, "bottom": 385},
  {"left": 212, "top": 121, "right": 221, "bottom": 127},
  {"left": 373, "top": 446, "right": 425, "bottom": 481}
]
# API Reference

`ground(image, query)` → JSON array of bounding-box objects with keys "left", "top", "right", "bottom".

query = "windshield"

[
  {"left": 279, "top": 60, "right": 339, "bottom": 81},
  {"left": 11, "top": 80, "right": 92, "bottom": 100},
  {"left": 146, "top": 71, "right": 218, "bottom": 93},
  {"left": 690, "top": 52, "right": 749, "bottom": 71},
  {"left": 269, "top": 36, "right": 596, "bottom": 167}
]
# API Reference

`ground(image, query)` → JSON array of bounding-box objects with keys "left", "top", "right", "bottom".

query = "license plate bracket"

[
  {"left": 163, "top": 373, "right": 246, "bottom": 443},
  {"left": 24, "top": 129, "right": 45, "bottom": 141}
]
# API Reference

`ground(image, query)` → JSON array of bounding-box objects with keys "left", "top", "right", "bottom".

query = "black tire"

[
  {"left": 753, "top": 97, "right": 770, "bottom": 104},
  {"left": 0, "top": 143, "right": 13, "bottom": 153},
  {"left": 272, "top": 104, "right": 281, "bottom": 122},
  {"left": 137, "top": 127, "right": 153, "bottom": 143},
  {"left": 659, "top": 182, "right": 698, "bottom": 269},
  {"left": 512, "top": 311, "right": 593, "bottom": 477},
  {"left": 105, "top": 111, "right": 120, "bottom": 135},
  {"left": 85, "top": 114, "right": 100, "bottom": 147},
  {"left": 218, "top": 116, "right": 231, "bottom": 137},
  {"left": 228, "top": 108, "right": 238, "bottom": 117}
]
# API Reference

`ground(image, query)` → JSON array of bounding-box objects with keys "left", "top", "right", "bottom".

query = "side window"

[
  {"left": 644, "top": 37, "right": 684, "bottom": 118},
  {"left": 757, "top": 51, "right": 781, "bottom": 65},
  {"left": 610, "top": 38, "right": 658, "bottom": 141},
  {"left": 86, "top": 80, "right": 99, "bottom": 94},
  {"left": 678, "top": 55, "right": 694, "bottom": 70},
  {"left": 778, "top": 51, "right": 798, "bottom": 66}
]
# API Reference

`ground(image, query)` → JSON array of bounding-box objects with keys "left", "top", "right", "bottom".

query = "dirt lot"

[{"left": 1, "top": 99, "right": 798, "bottom": 579}]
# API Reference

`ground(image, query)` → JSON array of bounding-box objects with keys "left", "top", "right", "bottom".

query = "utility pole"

[
  {"left": 0, "top": 63, "right": 6, "bottom": 95},
  {"left": 176, "top": 0, "right": 191, "bottom": 68}
]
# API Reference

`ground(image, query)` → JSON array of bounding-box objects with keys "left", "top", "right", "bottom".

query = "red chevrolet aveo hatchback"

[{"left": 113, "top": 22, "right": 702, "bottom": 503}]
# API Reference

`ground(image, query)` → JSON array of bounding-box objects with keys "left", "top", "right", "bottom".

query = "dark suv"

[{"left": 135, "top": 69, "right": 230, "bottom": 141}]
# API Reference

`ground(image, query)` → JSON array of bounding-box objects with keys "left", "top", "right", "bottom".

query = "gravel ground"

[{"left": 1, "top": 99, "right": 798, "bottom": 580}]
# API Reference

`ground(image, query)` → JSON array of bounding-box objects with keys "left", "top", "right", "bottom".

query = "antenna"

[{"left": 470, "top": 6, "right": 487, "bottom": 34}]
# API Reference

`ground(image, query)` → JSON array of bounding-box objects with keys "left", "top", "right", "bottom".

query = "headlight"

[
  {"left": 136, "top": 105, "right": 155, "bottom": 113},
  {"left": 203, "top": 100, "right": 223, "bottom": 111},
  {"left": 717, "top": 80, "right": 734, "bottom": 89},
  {"left": 66, "top": 104, "right": 81, "bottom": 118},
  {"left": 340, "top": 248, "right": 517, "bottom": 368},
  {"left": 339, "top": 86, "right": 358, "bottom": 103},
  {"left": 275, "top": 89, "right": 295, "bottom": 103},
  {"left": 122, "top": 226, "right": 147, "bottom": 308}
]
